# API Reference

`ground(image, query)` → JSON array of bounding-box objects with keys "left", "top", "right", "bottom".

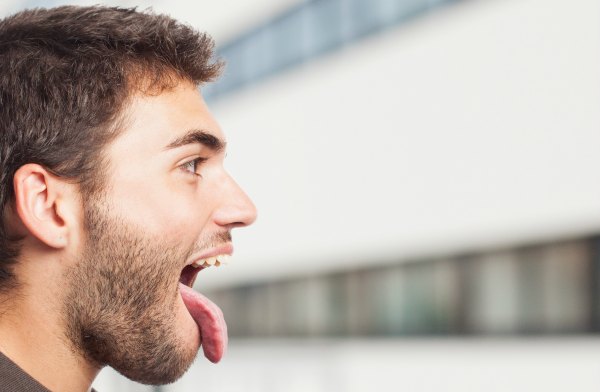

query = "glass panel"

[
  {"left": 209, "top": 0, "right": 457, "bottom": 99},
  {"left": 241, "top": 27, "right": 273, "bottom": 83},
  {"left": 344, "top": 0, "right": 385, "bottom": 39},
  {"left": 269, "top": 9, "right": 307, "bottom": 72},
  {"left": 466, "top": 251, "right": 521, "bottom": 334},
  {"left": 216, "top": 41, "right": 248, "bottom": 94},
  {"left": 305, "top": 0, "right": 344, "bottom": 57}
]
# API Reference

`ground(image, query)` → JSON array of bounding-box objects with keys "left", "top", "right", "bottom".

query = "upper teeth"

[{"left": 191, "top": 254, "right": 230, "bottom": 268}]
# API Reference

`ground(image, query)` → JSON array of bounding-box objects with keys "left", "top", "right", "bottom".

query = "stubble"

[{"left": 61, "top": 198, "right": 197, "bottom": 385}]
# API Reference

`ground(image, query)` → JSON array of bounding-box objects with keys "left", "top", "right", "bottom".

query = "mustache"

[{"left": 190, "top": 231, "right": 232, "bottom": 255}]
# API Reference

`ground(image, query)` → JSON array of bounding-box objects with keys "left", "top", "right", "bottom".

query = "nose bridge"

[{"left": 213, "top": 172, "right": 257, "bottom": 228}]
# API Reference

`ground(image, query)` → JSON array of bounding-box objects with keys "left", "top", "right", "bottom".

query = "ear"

[{"left": 13, "top": 164, "right": 76, "bottom": 249}]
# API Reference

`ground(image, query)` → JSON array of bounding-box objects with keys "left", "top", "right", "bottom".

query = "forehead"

[{"left": 108, "top": 82, "right": 224, "bottom": 162}]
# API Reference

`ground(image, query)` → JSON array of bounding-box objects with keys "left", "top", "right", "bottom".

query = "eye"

[{"left": 180, "top": 157, "right": 207, "bottom": 177}]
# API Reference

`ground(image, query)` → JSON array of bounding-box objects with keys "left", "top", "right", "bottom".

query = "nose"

[{"left": 212, "top": 174, "right": 257, "bottom": 229}]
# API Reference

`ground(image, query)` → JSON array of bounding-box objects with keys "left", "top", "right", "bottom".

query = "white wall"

[
  {"left": 165, "top": 338, "right": 600, "bottom": 392},
  {"left": 200, "top": 0, "right": 600, "bottom": 290}
]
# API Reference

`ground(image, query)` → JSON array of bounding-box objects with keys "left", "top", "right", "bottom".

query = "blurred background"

[{"left": 2, "top": 0, "right": 599, "bottom": 390}]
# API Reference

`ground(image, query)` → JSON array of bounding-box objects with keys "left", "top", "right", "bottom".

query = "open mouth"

[
  {"left": 179, "top": 264, "right": 204, "bottom": 287},
  {"left": 178, "top": 254, "right": 230, "bottom": 363},
  {"left": 178, "top": 254, "right": 230, "bottom": 288}
]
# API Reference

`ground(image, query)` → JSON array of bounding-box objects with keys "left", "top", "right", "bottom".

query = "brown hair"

[{"left": 0, "top": 6, "right": 222, "bottom": 291}]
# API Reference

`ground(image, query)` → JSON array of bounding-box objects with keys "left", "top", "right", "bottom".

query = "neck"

[{"left": 0, "top": 269, "right": 100, "bottom": 391}]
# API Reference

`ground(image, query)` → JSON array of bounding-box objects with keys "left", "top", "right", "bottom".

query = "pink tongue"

[{"left": 179, "top": 283, "right": 228, "bottom": 363}]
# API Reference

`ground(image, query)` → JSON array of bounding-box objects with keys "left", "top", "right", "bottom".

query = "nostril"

[{"left": 228, "top": 220, "right": 252, "bottom": 229}]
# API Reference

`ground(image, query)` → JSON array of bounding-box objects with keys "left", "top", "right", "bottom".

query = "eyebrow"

[{"left": 164, "top": 129, "right": 226, "bottom": 153}]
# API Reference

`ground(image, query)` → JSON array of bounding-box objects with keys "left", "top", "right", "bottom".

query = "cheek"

[
  {"left": 149, "top": 197, "right": 211, "bottom": 242},
  {"left": 110, "top": 180, "right": 212, "bottom": 241}
]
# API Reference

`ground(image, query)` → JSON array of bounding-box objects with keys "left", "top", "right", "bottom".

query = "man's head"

[{"left": 0, "top": 5, "right": 256, "bottom": 385}]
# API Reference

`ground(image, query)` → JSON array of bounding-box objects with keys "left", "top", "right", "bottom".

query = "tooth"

[
  {"left": 192, "top": 260, "right": 201, "bottom": 268},
  {"left": 206, "top": 256, "right": 217, "bottom": 266},
  {"left": 219, "top": 255, "right": 230, "bottom": 265}
]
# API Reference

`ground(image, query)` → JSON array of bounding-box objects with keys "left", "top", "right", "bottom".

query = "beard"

[{"left": 61, "top": 196, "right": 224, "bottom": 385}]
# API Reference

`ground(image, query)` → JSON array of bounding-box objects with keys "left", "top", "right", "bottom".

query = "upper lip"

[{"left": 185, "top": 243, "right": 234, "bottom": 266}]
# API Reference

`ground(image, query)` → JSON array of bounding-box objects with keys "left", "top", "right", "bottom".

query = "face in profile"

[{"left": 61, "top": 82, "right": 257, "bottom": 384}]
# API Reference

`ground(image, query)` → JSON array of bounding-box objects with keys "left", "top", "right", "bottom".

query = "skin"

[{"left": 0, "top": 81, "right": 257, "bottom": 391}]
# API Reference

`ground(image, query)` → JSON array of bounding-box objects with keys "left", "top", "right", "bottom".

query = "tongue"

[{"left": 179, "top": 283, "right": 228, "bottom": 363}]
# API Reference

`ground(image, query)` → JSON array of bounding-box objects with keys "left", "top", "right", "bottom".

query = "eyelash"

[{"left": 181, "top": 158, "right": 208, "bottom": 177}]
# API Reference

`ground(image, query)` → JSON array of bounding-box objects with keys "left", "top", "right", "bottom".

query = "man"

[{"left": 0, "top": 5, "right": 257, "bottom": 392}]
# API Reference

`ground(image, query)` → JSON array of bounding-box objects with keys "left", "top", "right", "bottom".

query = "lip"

[{"left": 186, "top": 243, "right": 234, "bottom": 266}]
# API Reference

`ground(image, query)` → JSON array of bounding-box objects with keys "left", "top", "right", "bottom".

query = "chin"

[
  {"left": 116, "top": 318, "right": 199, "bottom": 386},
  {"left": 102, "top": 294, "right": 202, "bottom": 386}
]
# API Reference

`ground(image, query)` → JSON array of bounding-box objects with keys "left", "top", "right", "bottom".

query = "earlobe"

[{"left": 13, "top": 164, "right": 71, "bottom": 249}]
